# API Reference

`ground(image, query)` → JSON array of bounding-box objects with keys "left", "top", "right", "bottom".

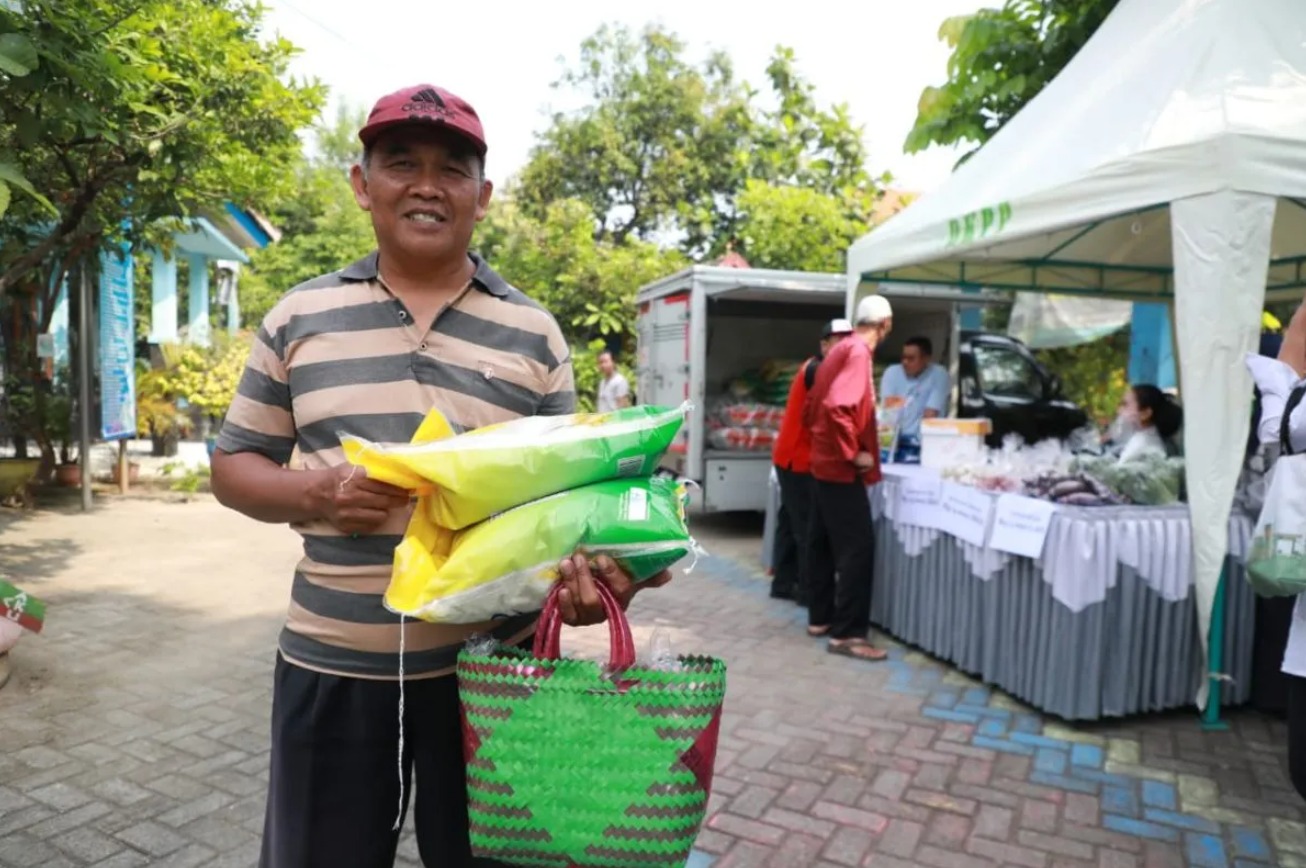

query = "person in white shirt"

[
  {"left": 1249, "top": 297, "right": 1306, "bottom": 803},
  {"left": 596, "top": 350, "right": 631, "bottom": 412},
  {"left": 1108, "top": 384, "right": 1183, "bottom": 464}
]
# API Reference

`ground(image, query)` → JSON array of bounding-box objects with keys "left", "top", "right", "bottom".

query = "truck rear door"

[{"left": 636, "top": 291, "right": 692, "bottom": 468}]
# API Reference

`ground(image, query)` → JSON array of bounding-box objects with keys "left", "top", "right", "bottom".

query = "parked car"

[{"left": 956, "top": 331, "right": 1089, "bottom": 447}]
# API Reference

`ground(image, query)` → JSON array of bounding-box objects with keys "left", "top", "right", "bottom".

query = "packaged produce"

[
  {"left": 708, "top": 427, "right": 777, "bottom": 451},
  {"left": 726, "top": 360, "right": 804, "bottom": 406},
  {"left": 716, "top": 402, "right": 782, "bottom": 429},
  {"left": 387, "top": 476, "right": 695, "bottom": 624},
  {"left": 342, "top": 402, "right": 689, "bottom": 530},
  {"left": 1071, "top": 455, "right": 1185, "bottom": 506},
  {"left": 1023, "top": 471, "right": 1123, "bottom": 506}
]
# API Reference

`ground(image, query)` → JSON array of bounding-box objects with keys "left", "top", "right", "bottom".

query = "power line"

[{"left": 274, "top": 0, "right": 356, "bottom": 50}]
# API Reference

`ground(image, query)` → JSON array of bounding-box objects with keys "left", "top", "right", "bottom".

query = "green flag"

[{"left": 0, "top": 580, "right": 45, "bottom": 634}]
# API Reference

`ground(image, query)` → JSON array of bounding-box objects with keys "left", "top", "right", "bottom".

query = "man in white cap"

[
  {"left": 802, "top": 295, "right": 894, "bottom": 660},
  {"left": 770, "top": 318, "right": 853, "bottom": 602}
]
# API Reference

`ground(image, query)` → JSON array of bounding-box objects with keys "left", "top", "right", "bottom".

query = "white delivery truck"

[{"left": 635, "top": 266, "right": 999, "bottom": 512}]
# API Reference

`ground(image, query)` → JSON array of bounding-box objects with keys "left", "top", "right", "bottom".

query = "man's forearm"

[
  {"left": 1280, "top": 330, "right": 1306, "bottom": 377},
  {"left": 210, "top": 450, "right": 330, "bottom": 525}
]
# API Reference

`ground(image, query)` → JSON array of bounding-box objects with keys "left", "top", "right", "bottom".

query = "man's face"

[
  {"left": 597, "top": 353, "right": 615, "bottom": 377},
  {"left": 350, "top": 126, "right": 493, "bottom": 265},
  {"left": 901, "top": 343, "right": 929, "bottom": 377}
]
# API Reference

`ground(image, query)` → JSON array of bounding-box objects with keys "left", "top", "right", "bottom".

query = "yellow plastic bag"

[
  {"left": 342, "top": 403, "right": 688, "bottom": 530},
  {"left": 388, "top": 476, "right": 694, "bottom": 624}
]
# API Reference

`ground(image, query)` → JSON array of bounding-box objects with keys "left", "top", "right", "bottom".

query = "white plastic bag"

[{"left": 1249, "top": 453, "right": 1306, "bottom": 597}]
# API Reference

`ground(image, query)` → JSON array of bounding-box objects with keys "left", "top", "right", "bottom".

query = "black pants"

[
  {"left": 771, "top": 466, "right": 814, "bottom": 601},
  {"left": 806, "top": 479, "right": 874, "bottom": 640},
  {"left": 259, "top": 654, "right": 506, "bottom": 868},
  {"left": 1289, "top": 674, "right": 1306, "bottom": 802}
]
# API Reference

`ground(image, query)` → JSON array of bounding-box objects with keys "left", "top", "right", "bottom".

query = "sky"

[{"left": 259, "top": 0, "right": 990, "bottom": 196}]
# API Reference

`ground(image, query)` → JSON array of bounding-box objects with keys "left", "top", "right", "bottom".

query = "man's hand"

[
  {"left": 556, "top": 554, "right": 673, "bottom": 626},
  {"left": 853, "top": 451, "right": 878, "bottom": 471},
  {"left": 313, "top": 464, "right": 411, "bottom": 535}
]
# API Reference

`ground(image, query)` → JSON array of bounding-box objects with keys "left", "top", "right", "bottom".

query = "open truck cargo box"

[{"left": 635, "top": 266, "right": 1003, "bottom": 512}]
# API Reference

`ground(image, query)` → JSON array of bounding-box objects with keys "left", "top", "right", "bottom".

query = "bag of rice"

[
  {"left": 387, "top": 476, "right": 695, "bottom": 624},
  {"left": 342, "top": 402, "right": 689, "bottom": 530}
]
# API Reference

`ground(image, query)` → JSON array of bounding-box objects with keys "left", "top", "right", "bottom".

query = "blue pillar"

[
  {"left": 960, "top": 287, "right": 983, "bottom": 330},
  {"left": 187, "top": 254, "right": 210, "bottom": 347},
  {"left": 227, "top": 287, "right": 240, "bottom": 335},
  {"left": 150, "top": 250, "right": 178, "bottom": 343},
  {"left": 1128, "top": 302, "right": 1176, "bottom": 389},
  {"left": 221, "top": 264, "right": 241, "bottom": 335}
]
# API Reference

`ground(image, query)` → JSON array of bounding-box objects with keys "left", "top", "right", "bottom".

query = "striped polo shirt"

[{"left": 216, "top": 251, "right": 576, "bottom": 680}]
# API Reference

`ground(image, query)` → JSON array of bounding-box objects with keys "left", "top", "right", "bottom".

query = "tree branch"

[{"left": 0, "top": 156, "right": 140, "bottom": 299}]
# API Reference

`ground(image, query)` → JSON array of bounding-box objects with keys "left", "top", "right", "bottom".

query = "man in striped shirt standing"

[{"left": 211, "top": 84, "right": 671, "bottom": 868}]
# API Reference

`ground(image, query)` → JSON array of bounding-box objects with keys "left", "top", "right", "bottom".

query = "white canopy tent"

[{"left": 847, "top": 0, "right": 1306, "bottom": 711}]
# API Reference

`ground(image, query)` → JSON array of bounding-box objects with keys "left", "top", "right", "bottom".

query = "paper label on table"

[
  {"left": 989, "top": 494, "right": 1058, "bottom": 559},
  {"left": 937, "top": 482, "right": 994, "bottom": 547},
  {"left": 896, "top": 474, "right": 944, "bottom": 529}
]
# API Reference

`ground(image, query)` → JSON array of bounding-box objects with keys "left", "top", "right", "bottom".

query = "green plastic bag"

[
  {"left": 387, "top": 476, "right": 695, "bottom": 624},
  {"left": 342, "top": 402, "right": 688, "bottom": 530}
]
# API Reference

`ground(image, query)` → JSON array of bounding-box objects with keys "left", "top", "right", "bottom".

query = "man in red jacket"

[
  {"left": 771, "top": 318, "right": 853, "bottom": 602},
  {"left": 803, "top": 295, "right": 894, "bottom": 661}
]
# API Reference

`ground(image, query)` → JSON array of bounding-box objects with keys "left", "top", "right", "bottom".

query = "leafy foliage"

[
  {"left": 239, "top": 107, "right": 375, "bottom": 324},
  {"left": 145, "top": 332, "right": 251, "bottom": 424},
  {"left": 1035, "top": 327, "right": 1130, "bottom": 426},
  {"left": 475, "top": 195, "right": 687, "bottom": 360},
  {"left": 571, "top": 339, "right": 637, "bottom": 414},
  {"left": 906, "top": 0, "right": 1119, "bottom": 161},
  {"left": 0, "top": 0, "right": 325, "bottom": 298},
  {"left": 733, "top": 180, "right": 872, "bottom": 273},
  {"left": 912, "top": 0, "right": 1126, "bottom": 419},
  {"left": 517, "top": 24, "right": 888, "bottom": 260}
]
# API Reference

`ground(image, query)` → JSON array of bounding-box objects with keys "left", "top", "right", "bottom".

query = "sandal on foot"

[
  {"left": 807, "top": 625, "right": 831, "bottom": 637},
  {"left": 827, "top": 639, "right": 888, "bottom": 661}
]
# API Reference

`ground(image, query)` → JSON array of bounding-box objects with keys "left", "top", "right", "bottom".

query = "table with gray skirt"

[{"left": 763, "top": 470, "right": 1257, "bottom": 721}]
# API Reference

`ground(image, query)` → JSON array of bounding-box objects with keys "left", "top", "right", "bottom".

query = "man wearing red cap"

[{"left": 211, "top": 85, "right": 671, "bottom": 868}]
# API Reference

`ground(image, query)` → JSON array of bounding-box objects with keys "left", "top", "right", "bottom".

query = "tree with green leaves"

[
  {"left": 475, "top": 194, "right": 686, "bottom": 360},
  {"left": 240, "top": 105, "right": 375, "bottom": 325},
  {"left": 905, "top": 0, "right": 1118, "bottom": 162},
  {"left": 732, "top": 180, "right": 871, "bottom": 273},
  {"left": 908, "top": 0, "right": 1125, "bottom": 417},
  {"left": 0, "top": 0, "right": 320, "bottom": 468},
  {"left": 0, "top": 0, "right": 324, "bottom": 300},
  {"left": 517, "top": 24, "right": 888, "bottom": 263}
]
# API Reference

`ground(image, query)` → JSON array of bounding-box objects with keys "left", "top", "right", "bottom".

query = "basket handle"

[{"left": 533, "top": 578, "right": 637, "bottom": 671}]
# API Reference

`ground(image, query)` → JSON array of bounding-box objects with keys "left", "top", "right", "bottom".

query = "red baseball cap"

[{"left": 357, "top": 84, "right": 487, "bottom": 155}]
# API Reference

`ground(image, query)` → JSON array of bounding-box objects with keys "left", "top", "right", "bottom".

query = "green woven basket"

[{"left": 457, "top": 582, "right": 726, "bottom": 867}]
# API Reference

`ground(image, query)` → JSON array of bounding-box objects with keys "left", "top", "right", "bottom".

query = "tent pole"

[
  {"left": 1201, "top": 566, "right": 1229, "bottom": 730},
  {"left": 1168, "top": 297, "right": 1229, "bottom": 729}
]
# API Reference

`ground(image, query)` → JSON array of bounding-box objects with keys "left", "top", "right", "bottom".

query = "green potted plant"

[
  {"left": 185, "top": 332, "right": 248, "bottom": 457},
  {"left": 45, "top": 384, "right": 80, "bottom": 487},
  {"left": 135, "top": 357, "right": 193, "bottom": 458}
]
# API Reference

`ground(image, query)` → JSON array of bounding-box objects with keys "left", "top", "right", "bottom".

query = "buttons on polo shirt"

[
  {"left": 397, "top": 309, "right": 408, "bottom": 321},
  {"left": 419, "top": 342, "right": 428, "bottom": 351}
]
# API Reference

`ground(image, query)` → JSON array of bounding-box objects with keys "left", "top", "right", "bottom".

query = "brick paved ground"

[{"left": 0, "top": 496, "right": 1303, "bottom": 867}]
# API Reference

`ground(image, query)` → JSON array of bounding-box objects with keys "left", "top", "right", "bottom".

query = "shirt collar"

[{"left": 338, "top": 251, "right": 510, "bottom": 298}]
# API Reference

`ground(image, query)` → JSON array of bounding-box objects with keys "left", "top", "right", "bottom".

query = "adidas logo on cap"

[{"left": 403, "top": 87, "right": 452, "bottom": 117}]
